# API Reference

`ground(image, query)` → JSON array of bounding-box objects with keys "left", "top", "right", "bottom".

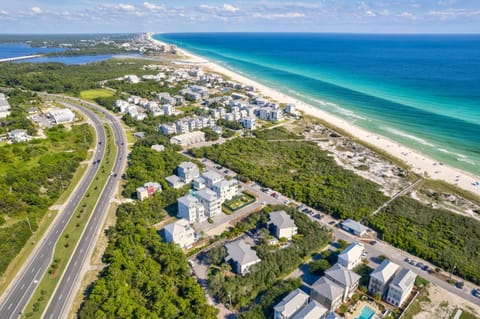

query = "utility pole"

[
  {"left": 449, "top": 263, "right": 456, "bottom": 283},
  {"left": 26, "top": 214, "right": 33, "bottom": 233}
]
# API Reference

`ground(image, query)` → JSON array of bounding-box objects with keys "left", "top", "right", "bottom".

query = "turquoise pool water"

[{"left": 356, "top": 306, "right": 376, "bottom": 319}]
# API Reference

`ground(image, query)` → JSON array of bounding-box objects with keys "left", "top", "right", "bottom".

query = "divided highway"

[
  {"left": 42, "top": 97, "right": 127, "bottom": 319},
  {"left": 0, "top": 101, "right": 106, "bottom": 319},
  {"left": 0, "top": 96, "right": 127, "bottom": 319}
]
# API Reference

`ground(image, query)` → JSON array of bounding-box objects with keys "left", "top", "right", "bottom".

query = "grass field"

[
  {"left": 79, "top": 89, "right": 114, "bottom": 100},
  {"left": 23, "top": 124, "right": 117, "bottom": 319},
  {"left": 223, "top": 192, "right": 256, "bottom": 214}
]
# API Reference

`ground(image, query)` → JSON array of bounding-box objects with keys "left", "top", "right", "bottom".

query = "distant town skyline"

[{"left": 0, "top": 0, "right": 479, "bottom": 34}]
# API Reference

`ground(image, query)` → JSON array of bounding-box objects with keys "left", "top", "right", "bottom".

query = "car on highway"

[
  {"left": 328, "top": 221, "right": 336, "bottom": 225},
  {"left": 370, "top": 240, "right": 377, "bottom": 246},
  {"left": 283, "top": 199, "right": 290, "bottom": 205},
  {"left": 314, "top": 213, "right": 323, "bottom": 220},
  {"left": 455, "top": 281, "right": 465, "bottom": 289},
  {"left": 473, "top": 288, "right": 480, "bottom": 298}
]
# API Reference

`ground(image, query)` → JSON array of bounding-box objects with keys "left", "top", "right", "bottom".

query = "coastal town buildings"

[
  {"left": 48, "top": 108, "right": 76, "bottom": 124},
  {"left": 340, "top": 219, "right": 369, "bottom": 237},
  {"left": 177, "top": 161, "right": 200, "bottom": 183},
  {"left": 8, "top": 129, "right": 32, "bottom": 143},
  {"left": 170, "top": 131, "right": 205, "bottom": 147},
  {"left": 310, "top": 277, "right": 344, "bottom": 312},
  {"left": 0, "top": 93, "right": 11, "bottom": 118},
  {"left": 324, "top": 263, "right": 361, "bottom": 302}
]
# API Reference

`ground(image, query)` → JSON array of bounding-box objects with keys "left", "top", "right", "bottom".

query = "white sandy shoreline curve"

[{"left": 147, "top": 33, "right": 480, "bottom": 197}]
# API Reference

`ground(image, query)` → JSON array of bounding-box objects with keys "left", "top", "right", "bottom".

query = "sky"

[{"left": 0, "top": 0, "right": 479, "bottom": 34}]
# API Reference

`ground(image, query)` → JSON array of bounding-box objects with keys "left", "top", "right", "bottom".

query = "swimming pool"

[{"left": 355, "top": 305, "right": 376, "bottom": 319}]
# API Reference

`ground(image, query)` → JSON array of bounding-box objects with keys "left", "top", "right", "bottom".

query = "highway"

[
  {"left": 41, "top": 96, "right": 128, "bottom": 319},
  {"left": 0, "top": 101, "right": 106, "bottom": 319}
]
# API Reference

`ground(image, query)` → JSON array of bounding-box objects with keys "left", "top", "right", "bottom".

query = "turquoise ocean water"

[{"left": 154, "top": 33, "right": 480, "bottom": 176}]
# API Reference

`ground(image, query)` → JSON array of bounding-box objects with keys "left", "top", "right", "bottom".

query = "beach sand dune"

[{"left": 148, "top": 34, "right": 480, "bottom": 197}]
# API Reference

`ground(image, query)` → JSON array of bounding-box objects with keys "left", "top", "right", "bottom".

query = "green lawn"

[
  {"left": 223, "top": 192, "right": 256, "bottom": 214},
  {"left": 79, "top": 89, "right": 114, "bottom": 100}
]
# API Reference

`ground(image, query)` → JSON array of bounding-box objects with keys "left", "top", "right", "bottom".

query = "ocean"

[
  {"left": 0, "top": 43, "right": 115, "bottom": 64},
  {"left": 154, "top": 33, "right": 480, "bottom": 176}
]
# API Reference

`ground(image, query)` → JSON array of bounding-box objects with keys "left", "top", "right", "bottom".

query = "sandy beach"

[{"left": 148, "top": 33, "right": 480, "bottom": 197}]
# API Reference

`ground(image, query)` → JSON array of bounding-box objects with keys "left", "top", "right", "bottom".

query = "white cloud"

[
  {"left": 365, "top": 10, "right": 376, "bottom": 17},
  {"left": 427, "top": 8, "right": 480, "bottom": 19},
  {"left": 31, "top": 6, "right": 42, "bottom": 14},
  {"left": 0, "top": 9, "right": 8, "bottom": 15},
  {"left": 118, "top": 4, "right": 136, "bottom": 11},
  {"left": 144, "top": 2, "right": 164, "bottom": 11},
  {"left": 255, "top": 12, "right": 305, "bottom": 19},
  {"left": 223, "top": 4, "right": 239, "bottom": 12},
  {"left": 397, "top": 12, "right": 415, "bottom": 19}
]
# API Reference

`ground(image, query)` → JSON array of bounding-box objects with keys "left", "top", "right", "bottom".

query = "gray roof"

[
  {"left": 273, "top": 288, "right": 309, "bottom": 318},
  {"left": 338, "top": 243, "right": 364, "bottom": 262},
  {"left": 178, "top": 161, "right": 197, "bottom": 170},
  {"left": 391, "top": 268, "right": 416, "bottom": 293},
  {"left": 165, "top": 175, "right": 184, "bottom": 187},
  {"left": 269, "top": 210, "right": 296, "bottom": 229},
  {"left": 196, "top": 188, "right": 219, "bottom": 202},
  {"left": 311, "top": 277, "right": 344, "bottom": 301},
  {"left": 201, "top": 170, "right": 223, "bottom": 181},
  {"left": 292, "top": 300, "right": 328, "bottom": 319},
  {"left": 225, "top": 239, "right": 260, "bottom": 266},
  {"left": 342, "top": 219, "right": 369, "bottom": 234},
  {"left": 177, "top": 194, "right": 200, "bottom": 207},
  {"left": 370, "top": 259, "right": 400, "bottom": 283},
  {"left": 325, "top": 263, "right": 361, "bottom": 288}
]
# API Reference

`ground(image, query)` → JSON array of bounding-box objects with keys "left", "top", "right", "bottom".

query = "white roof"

[
  {"left": 311, "top": 277, "right": 344, "bottom": 301},
  {"left": 274, "top": 289, "right": 309, "bottom": 318},
  {"left": 164, "top": 218, "right": 191, "bottom": 236},
  {"left": 178, "top": 161, "right": 197, "bottom": 170},
  {"left": 177, "top": 194, "right": 200, "bottom": 207},
  {"left": 338, "top": 243, "right": 364, "bottom": 263},
  {"left": 391, "top": 268, "right": 416, "bottom": 293},
  {"left": 201, "top": 170, "right": 223, "bottom": 181},
  {"left": 370, "top": 259, "right": 400, "bottom": 283},
  {"left": 196, "top": 188, "right": 219, "bottom": 202},
  {"left": 292, "top": 300, "right": 328, "bottom": 319}
]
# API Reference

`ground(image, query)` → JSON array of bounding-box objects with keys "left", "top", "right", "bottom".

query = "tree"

[{"left": 308, "top": 259, "right": 331, "bottom": 276}]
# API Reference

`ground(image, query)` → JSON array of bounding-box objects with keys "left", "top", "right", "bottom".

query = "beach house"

[
  {"left": 163, "top": 219, "right": 196, "bottom": 249},
  {"left": 268, "top": 210, "right": 298, "bottom": 240},
  {"left": 136, "top": 182, "right": 162, "bottom": 200},
  {"left": 292, "top": 300, "right": 328, "bottom": 319},
  {"left": 177, "top": 194, "right": 206, "bottom": 223},
  {"left": 324, "top": 263, "right": 361, "bottom": 301},
  {"left": 196, "top": 188, "right": 222, "bottom": 218},
  {"left": 386, "top": 268, "right": 417, "bottom": 307},
  {"left": 310, "top": 277, "right": 344, "bottom": 312},
  {"left": 177, "top": 161, "right": 200, "bottom": 183},
  {"left": 273, "top": 288, "right": 310, "bottom": 319},
  {"left": 369, "top": 259, "right": 400, "bottom": 298},
  {"left": 340, "top": 219, "right": 369, "bottom": 237},
  {"left": 337, "top": 242, "right": 364, "bottom": 270},
  {"left": 225, "top": 239, "right": 261, "bottom": 275},
  {"left": 212, "top": 179, "right": 239, "bottom": 202}
]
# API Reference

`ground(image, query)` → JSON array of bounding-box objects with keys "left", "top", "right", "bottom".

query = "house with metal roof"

[
  {"left": 268, "top": 210, "right": 298, "bottom": 240},
  {"left": 273, "top": 288, "right": 309, "bottom": 319},
  {"left": 325, "top": 263, "right": 361, "bottom": 301},
  {"left": 163, "top": 219, "right": 196, "bottom": 249},
  {"left": 369, "top": 259, "right": 400, "bottom": 298},
  {"left": 177, "top": 161, "right": 199, "bottom": 183},
  {"left": 337, "top": 242, "right": 364, "bottom": 270},
  {"left": 201, "top": 170, "right": 223, "bottom": 188},
  {"left": 386, "top": 268, "right": 417, "bottom": 307},
  {"left": 196, "top": 188, "right": 222, "bottom": 218},
  {"left": 340, "top": 219, "right": 369, "bottom": 236},
  {"left": 225, "top": 239, "right": 261, "bottom": 275},
  {"left": 310, "top": 277, "right": 344, "bottom": 312},
  {"left": 291, "top": 300, "right": 328, "bottom": 319}
]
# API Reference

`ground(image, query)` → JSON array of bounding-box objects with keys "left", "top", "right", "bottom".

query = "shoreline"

[{"left": 147, "top": 33, "right": 480, "bottom": 197}]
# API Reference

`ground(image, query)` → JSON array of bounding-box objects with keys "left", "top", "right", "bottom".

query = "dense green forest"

[
  {"left": 79, "top": 142, "right": 217, "bottom": 318},
  {"left": 0, "top": 123, "right": 93, "bottom": 275},
  {"left": 0, "top": 60, "right": 159, "bottom": 95},
  {"left": 207, "top": 206, "right": 332, "bottom": 309},
  {"left": 191, "top": 137, "right": 387, "bottom": 219},
  {"left": 368, "top": 196, "right": 480, "bottom": 284}
]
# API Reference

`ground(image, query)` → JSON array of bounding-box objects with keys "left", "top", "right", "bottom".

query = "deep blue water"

[
  {"left": 0, "top": 43, "right": 115, "bottom": 64},
  {"left": 155, "top": 33, "right": 480, "bottom": 175}
]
